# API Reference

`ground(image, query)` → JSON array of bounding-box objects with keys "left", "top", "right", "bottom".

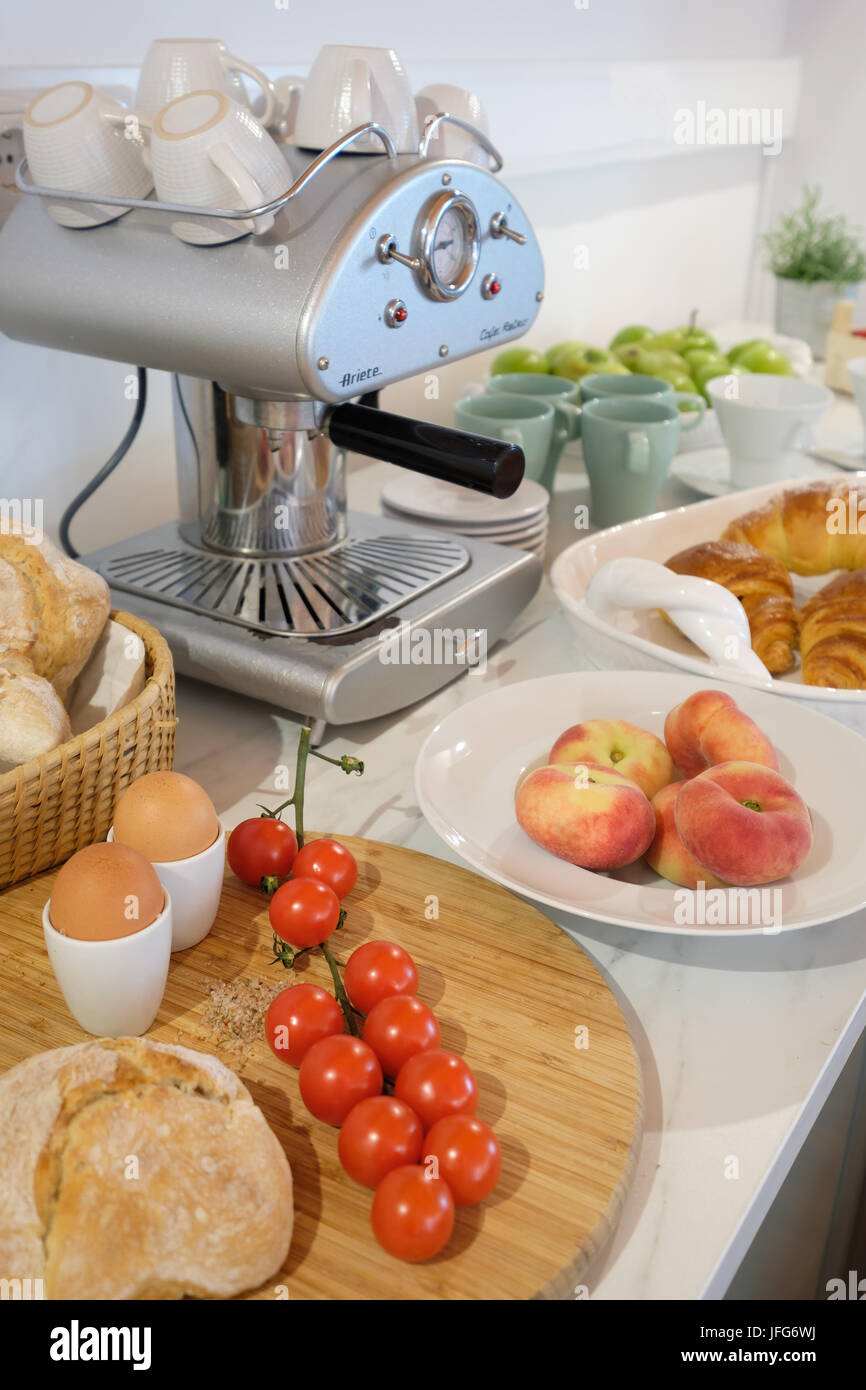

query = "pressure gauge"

[{"left": 417, "top": 191, "right": 480, "bottom": 301}]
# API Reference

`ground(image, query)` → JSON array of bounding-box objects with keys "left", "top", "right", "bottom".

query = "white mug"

[
  {"left": 293, "top": 44, "right": 419, "bottom": 154},
  {"left": 415, "top": 83, "right": 490, "bottom": 164},
  {"left": 43, "top": 894, "right": 172, "bottom": 1037},
  {"left": 269, "top": 74, "right": 306, "bottom": 142},
  {"left": 707, "top": 373, "right": 833, "bottom": 488},
  {"left": 23, "top": 81, "right": 152, "bottom": 227},
  {"left": 136, "top": 37, "right": 277, "bottom": 127},
  {"left": 109, "top": 824, "right": 225, "bottom": 952},
  {"left": 150, "top": 90, "right": 289, "bottom": 245}
]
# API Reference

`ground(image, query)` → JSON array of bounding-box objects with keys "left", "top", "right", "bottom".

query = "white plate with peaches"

[{"left": 415, "top": 671, "right": 866, "bottom": 935}]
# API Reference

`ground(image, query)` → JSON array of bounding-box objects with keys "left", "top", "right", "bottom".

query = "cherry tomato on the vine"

[
  {"left": 394, "top": 1049, "right": 478, "bottom": 1131},
  {"left": 371, "top": 1165, "right": 455, "bottom": 1262},
  {"left": 362, "top": 995, "right": 440, "bottom": 1079},
  {"left": 265, "top": 983, "right": 343, "bottom": 1068},
  {"left": 344, "top": 940, "right": 418, "bottom": 1015},
  {"left": 423, "top": 1114, "right": 501, "bottom": 1206},
  {"left": 338, "top": 1095, "right": 423, "bottom": 1188},
  {"left": 228, "top": 817, "right": 297, "bottom": 887},
  {"left": 269, "top": 877, "right": 341, "bottom": 949},
  {"left": 299, "top": 1034, "right": 383, "bottom": 1126},
  {"left": 292, "top": 838, "right": 358, "bottom": 899}
]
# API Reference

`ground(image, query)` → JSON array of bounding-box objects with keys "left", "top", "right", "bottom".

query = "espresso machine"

[{"left": 0, "top": 59, "right": 546, "bottom": 737}]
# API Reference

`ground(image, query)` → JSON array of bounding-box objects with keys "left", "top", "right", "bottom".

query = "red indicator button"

[{"left": 394, "top": 304, "right": 408, "bottom": 322}]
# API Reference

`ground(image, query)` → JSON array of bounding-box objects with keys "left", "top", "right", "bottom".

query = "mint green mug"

[
  {"left": 485, "top": 372, "right": 581, "bottom": 489},
  {"left": 579, "top": 372, "right": 706, "bottom": 429},
  {"left": 580, "top": 397, "right": 681, "bottom": 528},
  {"left": 455, "top": 392, "right": 555, "bottom": 485}
]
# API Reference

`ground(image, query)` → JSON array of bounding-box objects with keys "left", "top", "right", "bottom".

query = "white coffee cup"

[
  {"left": 109, "top": 824, "right": 225, "bottom": 952},
  {"left": 136, "top": 37, "right": 277, "bottom": 128},
  {"left": 415, "top": 83, "right": 490, "bottom": 164},
  {"left": 150, "top": 90, "right": 289, "bottom": 245},
  {"left": 269, "top": 74, "right": 305, "bottom": 142},
  {"left": 293, "top": 44, "right": 419, "bottom": 154},
  {"left": 23, "top": 81, "right": 153, "bottom": 227},
  {"left": 845, "top": 356, "right": 866, "bottom": 441},
  {"left": 706, "top": 373, "right": 833, "bottom": 488},
  {"left": 43, "top": 894, "right": 172, "bottom": 1037}
]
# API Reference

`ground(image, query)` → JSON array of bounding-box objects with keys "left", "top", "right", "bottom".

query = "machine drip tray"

[{"left": 93, "top": 514, "right": 470, "bottom": 638}]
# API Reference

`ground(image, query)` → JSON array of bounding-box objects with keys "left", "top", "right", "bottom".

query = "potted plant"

[{"left": 764, "top": 185, "right": 866, "bottom": 357}]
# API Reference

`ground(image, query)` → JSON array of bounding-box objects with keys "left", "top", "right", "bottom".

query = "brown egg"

[
  {"left": 50, "top": 842, "right": 165, "bottom": 941},
  {"left": 112, "top": 770, "right": 220, "bottom": 863}
]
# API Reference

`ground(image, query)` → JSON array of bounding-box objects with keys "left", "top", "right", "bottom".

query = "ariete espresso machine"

[{"left": 0, "top": 49, "right": 546, "bottom": 737}]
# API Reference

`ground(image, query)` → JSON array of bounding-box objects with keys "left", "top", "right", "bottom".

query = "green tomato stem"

[{"left": 320, "top": 938, "right": 362, "bottom": 1037}]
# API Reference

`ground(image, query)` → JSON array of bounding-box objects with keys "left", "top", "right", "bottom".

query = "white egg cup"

[
  {"left": 108, "top": 824, "right": 226, "bottom": 952},
  {"left": 42, "top": 895, "right": 172, "bottom": 1037}
]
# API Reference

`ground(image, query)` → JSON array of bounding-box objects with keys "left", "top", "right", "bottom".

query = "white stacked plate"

[{"left": 380, "top": 476, "right": 550, "bottom": 558}]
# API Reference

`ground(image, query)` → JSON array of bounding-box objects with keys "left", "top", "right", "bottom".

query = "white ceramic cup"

[
  {"left": 136, "top": 37, "right": 277, "bottom": 127},
  {"left": 43, "top": 895, "right": 172, "bottom": 1037},
  {"left": 109, "top": 824, "right": 225, "bottom": 952},
  {"left": 415, "top": 83, "right": 490, "bottom": 164},
  {"left": 150, "top": 90, "right": 289, "bottom": 245},
  {"left": 706, "top": 373, "right": 833, "bottom": 488},
  {"left": 23, "top": 81, "right": 153, "bottom": 227},
  {"left": 846, "top": 356, "right": 866, "bottom": 441},
  {"left": 293, "top": 44, "right": 419, "bottom": 153}
]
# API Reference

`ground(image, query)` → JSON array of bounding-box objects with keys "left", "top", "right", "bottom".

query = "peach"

[
  {"left": 645, "top": 782, "right": 727, "bottom": 890},
  {"left": 664, "top": 690, "right": 779, "bottom": 778},
  {"left": 515, "top": 761, "right": 654, "bottom": 871},
  {"left": 549, "top": 718, "right": 674, "bottom": 799},
  {"left": 674, "top": 760, "right": 812, "bottom": 886}
]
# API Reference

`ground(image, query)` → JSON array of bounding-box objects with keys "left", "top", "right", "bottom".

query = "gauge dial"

[{"left": 417, "top": 192, "right": 480, "bottom": 300}]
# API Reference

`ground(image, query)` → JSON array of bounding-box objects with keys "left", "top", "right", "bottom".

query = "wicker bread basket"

[{"left": 0, "top": 611, "right": 177, "bottom": 890}]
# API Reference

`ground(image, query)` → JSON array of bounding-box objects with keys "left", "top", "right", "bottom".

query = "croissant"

[
  {"left": 664, "top": 540, "right": 799, "bottom": 675},
  {"left": 800, "top": 570, "right": 866, "bottom": 688},
  {"left": 722, "top": 480, "right": 866, "bottom": 576}
]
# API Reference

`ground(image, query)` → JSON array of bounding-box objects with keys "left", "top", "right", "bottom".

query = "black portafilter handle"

[{"left": 326, "top": 403, "right": 525, "bottom": 499}]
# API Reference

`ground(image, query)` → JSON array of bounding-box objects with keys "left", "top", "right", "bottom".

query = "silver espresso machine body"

[{"left": 0, "top": 121, "right": 546, "bottom": 734}]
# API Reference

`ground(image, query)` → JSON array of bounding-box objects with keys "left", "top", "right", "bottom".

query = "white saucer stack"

[{"left": 380, "top": 476, "right": 550, "bottom": 557}]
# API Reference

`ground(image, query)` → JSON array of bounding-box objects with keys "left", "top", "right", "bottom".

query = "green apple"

[
  {"left": 680, "top": 327, "right": 718, "bottom": 352},
  {"left": 693, "top": 360, "right": 749, "bottom": 399},
  {"left": 555, "top": 345, "right": 626, "bottom": 382},
  {"left": 682, "top": 348, "right": 730, "bottom": 375},
  {"left": 736, "top": 342, "right": 793, "bottom": 375},
  {"left": 545, "top": 340, "right": 589, "bottom": 372},
  {"left": 609, "top": 324, "right": 654, "bottom": 350},
  {"left": 643, "top": 329, "right": 690, "bottom": 354},
  {"left": 728, "top": 338, "right": 769, "bottom": 363},
  {"left": 614, "top": 344, "right": 663, "bottom": 374},
  {"left": 490, "top": 346, "right": 550, "bottom": 375},
  {"left": 653, "top": 368, "right": 700, "bottom": 393}
]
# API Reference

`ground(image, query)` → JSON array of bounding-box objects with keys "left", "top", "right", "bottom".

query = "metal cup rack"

[{"left": 14, "top": 113, "right": 504, "bottom": 227}]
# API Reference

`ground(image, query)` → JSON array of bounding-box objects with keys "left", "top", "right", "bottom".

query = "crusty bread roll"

[
  {"left": 0, "top": 655, "right": 71, "bottom": 773},
  {"left": 0, "top": 1037, "right": 293, "bottom": 1300},
  {"left": 0, "top": 527, "right": 110, "bottom": 699}
]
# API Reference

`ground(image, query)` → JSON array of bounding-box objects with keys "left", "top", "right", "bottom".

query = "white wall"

[{"left": 0, "top": 0, "right": 810, "bottom": 550}]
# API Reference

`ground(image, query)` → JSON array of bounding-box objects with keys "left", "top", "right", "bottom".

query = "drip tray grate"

[{"left": 100, "top": 529, "right": 471, "bottom": 637}]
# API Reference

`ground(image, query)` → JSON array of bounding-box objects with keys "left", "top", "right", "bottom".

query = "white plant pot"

[{"left": 774, "top": 277, "right": 858, "bottom": 359}]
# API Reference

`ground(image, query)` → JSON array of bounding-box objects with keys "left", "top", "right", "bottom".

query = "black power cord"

[{"left": 59, "top": 367, "right": 148, "bottom": 559}]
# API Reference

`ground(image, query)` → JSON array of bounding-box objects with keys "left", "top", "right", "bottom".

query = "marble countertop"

[{"left": 168, "top": 393, "right": 866, "bottom": 1301}]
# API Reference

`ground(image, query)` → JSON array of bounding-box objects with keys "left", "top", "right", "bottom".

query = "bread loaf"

[
  {"left": 0, "top": 528, "right": 110, "bottom": 699},
  {"left": 0, "top": 655, "right": 71, "bottom": 773},
  {"left": 0, "top": 1037, "right": 293, "bottom": 1299},
  {"left": 721, "top": 480, "right": 866, "bottom": 576}
]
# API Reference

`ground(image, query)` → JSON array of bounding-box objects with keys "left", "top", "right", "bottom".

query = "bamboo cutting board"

[{"left": 0, "top": 835, "right": 641, "bottom": 1300}]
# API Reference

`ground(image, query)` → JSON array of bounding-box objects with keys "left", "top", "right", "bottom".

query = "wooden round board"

[{"left": 0, "top": 835, "right": 642, "bottom": 1300}]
